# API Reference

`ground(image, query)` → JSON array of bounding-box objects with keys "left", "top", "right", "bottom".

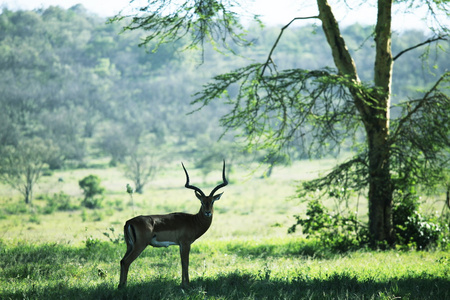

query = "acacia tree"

[{"left": 114, "top": 0, "right": 450, "bottom": 246}]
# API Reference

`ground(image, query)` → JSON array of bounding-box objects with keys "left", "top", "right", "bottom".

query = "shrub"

[
  {"left": 291, "top": 190, "right": 447, "bottom": 252},
  {"left": 42, "top": 192, "right": 76, "bottom": 214},
  {"left": 79, "top": 175, "right": 104, "bottom": 209},
  {"left": 393, "top": 192, "right": 443, "bottom": 250},
  {"left": 288, "top": 199, "right": 368, "bottom": 252},
  {"left": 85, "top": 236, "right": 101, "bottom": 249},
  {"left": 2, "top": 199, "right": 28, "bottom": 215}
]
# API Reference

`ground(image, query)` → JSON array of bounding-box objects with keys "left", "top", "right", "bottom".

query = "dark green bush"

[
  {"left": 393, "top": 192, "right": 443, "bottom": 250},
  {"left": 79, "top": 175, "right": 104, "bottom": 209},
  {"left": 291, "top": 190, "right": 447, "bottom": 252},
  {"left": 289, "top": 199, "right": 368, "bottom": 252}
]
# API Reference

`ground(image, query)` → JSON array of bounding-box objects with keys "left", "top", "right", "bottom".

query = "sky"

[{"left": 0, "top": 0, "right": 438, "bottom": 31}]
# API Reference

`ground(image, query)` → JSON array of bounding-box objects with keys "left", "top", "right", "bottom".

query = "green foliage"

[
  {"left": 1, "top": 5, "right": 449, "bottom": 252},
  {"left": 79, "top": 175, "right": 104, "bottom": 199},
  {"left": 288, "top": 199, "right": 369, "bottom": 252},
  {"left": 393, "top": 190, "right": 445, "bottom": 250},
  {"left": 78, "top": 175, "right": 104, "bottom": 209},
  {"left": 102, "top": 226, "right": 123, "bottom": 244},
  {"left": 194, "top": 66, "right": 363, "bottom": 161},
  {"left": 291, "top": 190, "right": 448, "bottom": 252},
  {"left": 41, "top": 192, "right": 77, "bottom": 214},
  {"left": 390, "top": 72, "right": 450, "bottom": 191},
  {"left": 84, "top": 236, "right": 101, "bottom": 250},
  {"left": 0, "top": 5, "right": 448, "bottom": 176},
  {"left": 1, "top": 199, "right": 28, "bottom": 215},
  {"left": 111, "top": 0, "right": 254, "bottom": 52}
]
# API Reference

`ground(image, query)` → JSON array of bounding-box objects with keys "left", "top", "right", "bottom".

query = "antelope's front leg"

[{"left": 179, "top": 242, "right": 191, "bottom": 288}]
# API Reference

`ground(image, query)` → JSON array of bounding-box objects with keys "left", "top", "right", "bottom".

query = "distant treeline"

[{"left": 0, "top": 5, "right": 447, "bottom": 169}]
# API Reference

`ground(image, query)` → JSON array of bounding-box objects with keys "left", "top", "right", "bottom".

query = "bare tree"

[
  {"left": 123, "top": 144, "right": 159, "bottom": 194},
  {"left": 0, "top": 138, "right": 58, "bottom": 204}
]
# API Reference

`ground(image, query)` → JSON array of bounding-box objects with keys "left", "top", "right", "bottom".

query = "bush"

[
  {"left": 2, "top": 200, "right": 28, "bottom": 215},
  {"left": 80, "top": 197, "right": 103, "bottom": 210},
  {"left": 42, "top": 192, "right": 77, "bottom": 214},
  {"left": 84, "top": 236, "right": 101, "bottom": 249},
  {"left": 291, "top": 190, "right": 447, "bottom": 252},
  {"left": 79, "top": 175, "right": 104, "bottom": 209},
  {"left": 393, "top": 192, "right": 443, "bottom": 250},
  {"left": 288, "top": 199, "right": 368, "bottom": 252}
]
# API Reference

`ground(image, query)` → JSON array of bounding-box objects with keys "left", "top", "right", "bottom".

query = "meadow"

[{"left": 0, "top": 159, "right": 449, "bottom": 299}]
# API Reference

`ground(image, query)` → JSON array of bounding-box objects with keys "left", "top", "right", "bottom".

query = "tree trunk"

[
  {"left": 317, "top": 0, "right": 395, "bottom": 246},
  {"left": 24, "top": 167, "right": 33, "bottom": 204},
  {"left": 367, "top": 0, "right": 394, "bottom": 246},
  {"left": 24, "top": 182, "right": 32, "bottom": 204},
  {"left": 366, "top": 116, "right": 394, "bottom": 246}
]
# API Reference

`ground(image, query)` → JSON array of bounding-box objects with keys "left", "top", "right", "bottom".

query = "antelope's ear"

[
  {"left": 195, "top": 190, "right": 204, "bottom": 201},
  {"left": 213, "top": 192, "right": 224, "bottom": 202}
]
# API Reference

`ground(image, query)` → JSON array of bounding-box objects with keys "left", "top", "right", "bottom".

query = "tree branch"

[
  {"left": 373, "top": 0, "right": 393, "bottom": 92},
  {"left": 393, "top": 35, "right": 448, "bottom": 61},
  {"left": 260, "top": 16, "right": 319, "bottom": 77},
  {"left": 390, "top": 72, "right": 449, "bottom": 142},
  {"left": 301, "top": 154, "right": 369, "bottom": 195},
  {"left": 111, "top": 0, "right": 252, "bottom": 54},
  {"left": 317, "top": 0, "right": 358, "bottom": 80}
]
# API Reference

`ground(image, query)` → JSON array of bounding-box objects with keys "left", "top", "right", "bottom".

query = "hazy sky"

[{"left": 0, "top": 0, "right": 436, "bottom": 31}]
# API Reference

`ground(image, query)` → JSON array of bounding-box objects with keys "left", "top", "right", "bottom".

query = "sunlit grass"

[
  {"left": 1, "top": 159, "right": 332, "bottom": 244},
  {"left": 1, "top": 238, "right": 449, "bottom": 299},
  {"left": 0, "top": 159, "right": 449, "bottom": 299}
]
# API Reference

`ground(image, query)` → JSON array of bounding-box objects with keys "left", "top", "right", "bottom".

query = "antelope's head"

[{"left": 182, "top": 160, "right": 228, "bottom": 218}]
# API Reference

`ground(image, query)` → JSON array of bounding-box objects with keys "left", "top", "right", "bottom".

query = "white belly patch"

[{"left": 150, "top": 236, "right": 177, "bottom": 248}]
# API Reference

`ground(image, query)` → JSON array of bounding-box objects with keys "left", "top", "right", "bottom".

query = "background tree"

[
  {"left": 0, "top": 138, "right": 58, "bottom": 204},
  {"left": 115, "top": 0, "right": 450, "bottom": 246},
  {"left": 123, "top": 144, "right": 159, "bottom": 194}
]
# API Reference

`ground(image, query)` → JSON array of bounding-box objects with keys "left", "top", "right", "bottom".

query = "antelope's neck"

[{"left": 194, "top": 210, "right": 213, "bottom": 238}]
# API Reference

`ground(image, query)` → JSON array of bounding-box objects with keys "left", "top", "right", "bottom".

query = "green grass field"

[{"left": 0, "top": 159, "right": 449, "bottom": 299}]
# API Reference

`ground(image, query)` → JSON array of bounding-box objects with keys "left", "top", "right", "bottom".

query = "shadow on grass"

[
  {"left": 1, "top": 241, "right": 448, "bottom": 299},
  {"left": 215, "top": 238, "right": 338, "bottom": 260},
  {"left": 2, "top": 271, "right": 448, "bottom": 300},
  {"left": 192, "top": 272, "right": 449, "bottom": 299}
]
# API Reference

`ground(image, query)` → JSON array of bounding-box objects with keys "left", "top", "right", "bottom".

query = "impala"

[{"left": 118, "top": 161, "right": 228, "bottom": 289}]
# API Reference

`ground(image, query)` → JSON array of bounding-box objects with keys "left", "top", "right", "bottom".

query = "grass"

[
  {"left": 0, "top": 159, "right": 449, "bottom": 299},
  {"left": 0, "top": 238, "right": 449, "bottom": 299}
]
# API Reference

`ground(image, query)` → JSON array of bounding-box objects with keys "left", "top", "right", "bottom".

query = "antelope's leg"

[
  {"left": 179, "top": 242, "right": 191, "bottom": 288},
  {"left": 118, "top": 224, "right": 148, "bottom": 289}
]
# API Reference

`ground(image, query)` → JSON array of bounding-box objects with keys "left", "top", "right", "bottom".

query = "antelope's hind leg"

[{"left": 118, "top": 223, "right": 149, "bottom": 289}]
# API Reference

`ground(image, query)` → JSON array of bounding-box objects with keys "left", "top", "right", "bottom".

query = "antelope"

[{"left": 118, "top": 161, "right": 228, "bottom": 289}]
